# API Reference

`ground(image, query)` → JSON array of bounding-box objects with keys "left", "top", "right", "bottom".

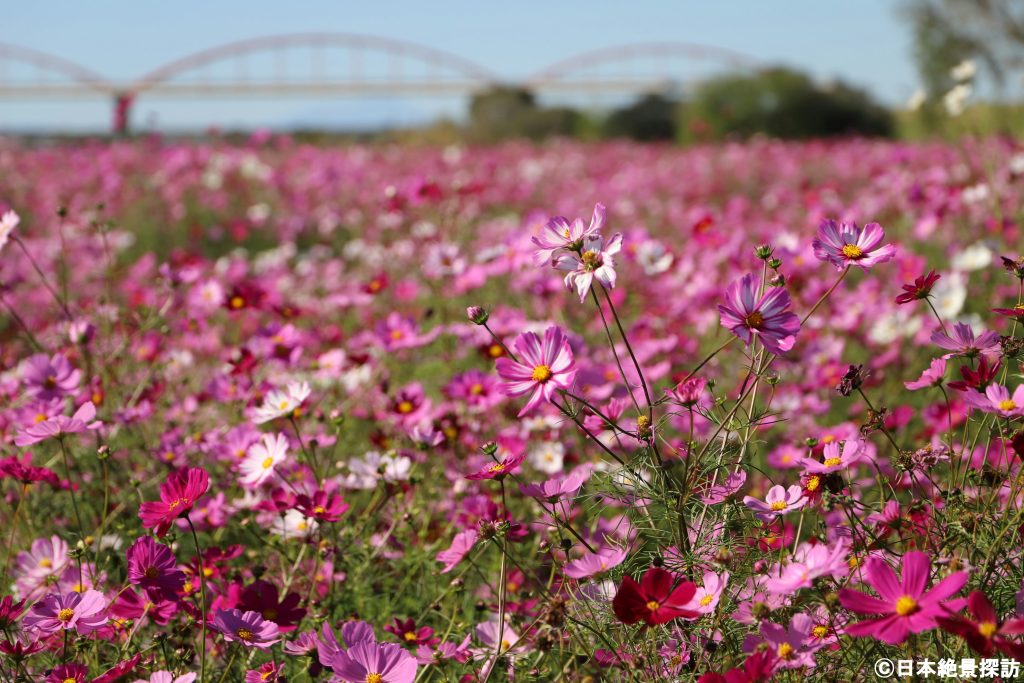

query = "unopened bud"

[
  {"left": 466, "top": 306, "right": 489, "bottom": 325},
  {"left": 754, "top": 244, "right": 773, "bottom": 260}
]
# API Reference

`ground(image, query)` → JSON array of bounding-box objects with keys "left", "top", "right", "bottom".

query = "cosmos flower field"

[{"left": 1, "top": 135, "right": 1023, "bottom": 682}]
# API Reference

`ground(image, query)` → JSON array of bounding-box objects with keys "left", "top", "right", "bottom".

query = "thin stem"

[{"left": 188, "top": 517, "right": 209, "bottom": 683}]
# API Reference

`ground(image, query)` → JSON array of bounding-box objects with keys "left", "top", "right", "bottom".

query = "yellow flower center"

[
  {"left": 365, "top": 673, "right": 383, "bottom": 683},
  {"left": 237, "top": 628, "right": 254, "bottom": 641},
  {"left": 769, "top": 501, "right": 788, "bottom": 511},
  {"left": 470, "top": 383, "right": 484, "bottom": 395},
  {"left": 183, "top": 581, "right": 194, "bottom": 593},
  {"left": 397, "top": 401, "right": 414, "bottom": 414},
  {"left": 278, "top": 400, "right": 290, "bottom": 410},
  {"left": 812, "top": 625, "right": 828, "bottom": 639},
  {"left": 979, "top": 621, "right": 998, "bottom": 638},
  {"left": 314, "top": 505, "right": 326, "bottom": 515},
  {"left": 39, "top": 558, "right": 53, "bottom": 568},
  {"left": 261, "top": 457, "right": 274, "bottom": 469},
  {"left": 168, "top": 498, "right": 187, "bottom": 511},
  {"left": 646, "top": 600, "right": 660, "bottom": 611},
  {"left": 806, "top": 475, "right": 821, "bottom": 492},
  {"left": 700, "top": 594, "right": 714, "bottom": 606},
  {"left": 487, "top": 463, "right": 506, "bottom": 473},
  {"left": 230, "top": 296, "right": 245, "bottom": 309},
  {"left": 823, "top": 457, "right": 842, "bottom": 468},
  {"left": 57, "top": 608, "right": 75, "bottom": 622},
  {"left": 487, "top": 344, "right": 504, "bottom": 358},
  {"left": 390, "top": 330, "right": 404, "bottom": 340},
  {"left": 895, "top": 595, "right": 918, "bottom": 616},
  {"left": 531, "top": 365, "right": 552, "bottom": 383},
  {"left": 581, "top": 250, "right": 601, "bottom": 269},
  {"left": 404, "top": 631, "right": 418, "bottom": 641},
  {"left": 744, "top": 311, "right": 765, "bottom": 328},
  {"left": 777, "top": 642, "right": 794, "bottom": 660},
  {"left": 64, "top": 678, "right": 78, "bottom": 683},
  {"left": 997, "top": 400, "right": 1017, "bottom": 412},
  {"left": 34, "top": 413, "right": 48, "bottom": 423},
  {"left": 841, "top": 244, "right": 864, "bottom": 259}
]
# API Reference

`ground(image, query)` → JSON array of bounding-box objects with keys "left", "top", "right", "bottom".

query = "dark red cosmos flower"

[
  {"left": 937, "top": 590, "right": 1024, "bottom": 658},
  {"left": 91, "top": 654, "right": 143, "bottom": 683},
  {"left": 0, "top": 635, "right": 45, "bottom": 660},
  {"left": 384, "top": 617, "right": 440, "bottom": 646},
  {"left": 138, "top": 467, "right": 210, "bottom": 537},
  {"left": 896, "top": 269, "right": 941, "bottom": 305},
  {"left": 238, "top": 579, "right": 306, "bottom": 632},
  {"left": 0, "top": 595, "right": 26, "bottom": 628},
  {"left": 0, "top": 454, "right": 60, "bottom": 487},
  {"left": 612, "top": 567, "right": 698, "bottom": 625},
  {"left": 993, "top": 303, "right": 1024, "bottom": 322},
  {"left": 697, "top": 651, "right": 776, "bottom": 683},
  {"left": 295, "top": 490, "right": 349, "bottom": 522},
  {"left": 947, "top": 355, "right": 1000, "bottom": 393},
  {"left": 1012, "top": 432, "right": 1024, "bottom": 460}
]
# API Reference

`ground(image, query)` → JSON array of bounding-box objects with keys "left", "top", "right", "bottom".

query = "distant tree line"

[{"left": 464, "top": 67, "right": 894, "bottom": 144}]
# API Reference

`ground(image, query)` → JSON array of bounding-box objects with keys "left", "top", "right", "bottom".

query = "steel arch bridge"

[{"left": 0, "top": 34, "right": 760, "bottom": 133}]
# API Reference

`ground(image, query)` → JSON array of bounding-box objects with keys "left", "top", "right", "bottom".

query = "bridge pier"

[{"left": 112, "top": 92, "right": 134, "bottom": 135}]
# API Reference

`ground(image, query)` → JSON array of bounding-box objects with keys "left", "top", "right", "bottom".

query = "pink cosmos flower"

[
  {"left": 666, "top": 376, "right": 708, "bottom": 407},
  {"left": 375, "top": 312, "right": 441, "bottom": 351},
  {"left": 211, "top": 608, "right": 281, "bottom": 649},
  {"left": 962, "top": 383, "right": 1024, "bottom": 417},
  {"left": 801, "top": 439, "right": 867, "bottom": 474},
  {"left": 518, "top": 469, "right": 587, "bottom": 502},
  {"left": 239, "top": 432, "right": 289, "bottom": 487},
  {"left": 532, "top": 202, "right": 606, "bottom": 266},
  {"left": 21, "top": 353, "right": 81, "bottom": 400},
  {"left": 930, "top": 322, "right": 1001, "bottom": 358},
  {"left": 554, "top": 233, "right": 623, "bottom": 302},
  {"left": 436, "top": 529, "right": 478, "bottom": 573},
  {"left": 495, "top": 326, "right": 577, "bottom": 417},
  {"left": 765, "top": 541, "right": 849, "bottom": 593},
  {"left": 132, "top": 672, "right": 198, "bottom": 683},
  {"left": 563, "top": 546, "right": 628, "bottom": 580},
  {"left": 746, "top": 613, "right": 821, "bottom": 670},
  {"left": 23, "top": 589, "right": 108, "bottom": 634},
  {"left": 138, "top": 467, "right": 210, "bottom": 537},
  {"left": 701, "top": 471, "right": 747, "bottom": 504},
  {"left": 681, "top": 571, "right": 730, "bottom": 616},
  {"left": 330, "top": 641, "right": 418, "bottom": 683},
  {"left": 812, "top": 219, "right": 896, "bottom": 270},
  {"left": 718, "top": 274, "right": 801, "bottom": 355},
  {"left": 14, "top": 401, "right": 102, "bottom": 447},
  {"left": 245, "top": 662, "right": 280, "bottom": 683},
  {"left": 743, "top": 485, "right": 806, "bottom": 522},
  {"left": 905, "top": 357, "right": 947, "bottom": 390},
  {"left": 126, "top": 536, "right": 185, "bottom": 600},
  {"left": 444, "top": 369, "right": 503, "bottom": 411},
  {"left": 466, "top": 451, "right": 526, "bottom": 481},
  {"left": 839, "top": 551, "right": 968, "bottom": 644}
]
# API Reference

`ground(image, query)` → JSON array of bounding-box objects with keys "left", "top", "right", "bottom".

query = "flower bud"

[
  {"left": 466, "top": 306, "right": 489, "bottom": 325},
  {"left": 754, "top": 244, "right": 773, "bottom": 260}
]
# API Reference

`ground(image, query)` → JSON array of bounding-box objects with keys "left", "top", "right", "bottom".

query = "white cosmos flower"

[
  {"left": 239, "top": 432, "right": 288, "bottom": 488},
  {"left": 252, "top": 381, "right": 311, "bottom": 424},
  {"left": 529, "top": 441, "right": 565, "bottom": 475},
  {"left": 272, "top": 509, "right": 318, "bottom": 539},
  {"left": 0, "top": 210, "right": 19, "bottom": 253},
  {"left": 930, "top": 271, "right": 967, "bottom": 320},
  {"left": 869, "top": 310, "right": 922, "bottom": 345},
  {"left": 344, "top": 451, "right": 412, "bottom": 489},
  {"left": 951, "top": 242, "right": 993, "bottom": 271}
]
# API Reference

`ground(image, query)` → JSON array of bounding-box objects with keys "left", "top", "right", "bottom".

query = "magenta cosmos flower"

[
  {"left": 495, "top": 326, "right": 577, "bottom": 417},
  {"left": 962, "top": 383, "right": 1024, "bottom": 417},
  {"left": 531, "top": 202, "right": 606, "bottom": 266},
  {"left": 554, "top": 233, "right": 622, "bottom": 302},
  {"left": 812, "top": 219, "right": 896, "bottom": 270},
  {"left": 330, "top": 640, "right": 418, "bottom": 683},
  {"left": 930, "top": 321, "right": 1001, "bottom": 358},
  {"left": 718, "top": 274, "right": 800, "bottom": 355},
  {"left": 23, "top": 589, "right": 108, "bottom": 634},
  {"left": 126, "top": 536, "right": 185, "bottom": 600},
  {"left": 138, "top": 467, "right": 210, "bottom": 537},
  {"left": 211, "top": 608, "right": 281, "bottom": 649},
  {"left": 839, "top": 551, "right": 968, "bottom": 644},
  {"left": 466, "top": 451, "right": 527, "bottom": 481},
  {"left": 21, "top": 353, "right": 81, "bottom": 400},
  {"left": 14, "top": 401, "right": 102, "bottom": 447},
  {"left": 905, "top": 357, "right": 946, "bottom": 390},
  {"left": 743, "top": 484, "right": 806, "bottom": 522}
]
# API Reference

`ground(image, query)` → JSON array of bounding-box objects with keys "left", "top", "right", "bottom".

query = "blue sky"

[{"left": 2, "top": 1, "right": 919, "bottom": 132}]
